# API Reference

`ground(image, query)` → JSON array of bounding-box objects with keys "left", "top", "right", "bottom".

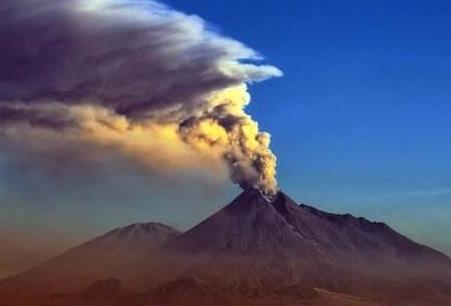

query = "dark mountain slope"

[
  {"left": 168, "top": 190, "right": 450, "bottom": 273},
  {"left": 273, "top": 192, "right": 450, "bottom": 268},
  {"left": 0, "top": 223, "right": 180, "bottom": 295},
  {"left": 1, "top": 189, "right": 451, "bottom": 306},
  {"left": 72, "top": 222, "right": 179, "bottom": 255},
  {"left": 168, "top": 189, "right": 324, "bottom": 257},
  {"left": 165, "top": 189, "right": 451, "bottom": 299}
]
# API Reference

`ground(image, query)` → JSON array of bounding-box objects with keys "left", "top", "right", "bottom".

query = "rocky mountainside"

[
  {"left": 167, "top": 189, "right": 324, "bottom": 255},
  {"left": 72, "top": 222, "right": 180, "bottom": 255},
  {"left": 172, "top": 189, "right": 448, "bottom": 265},
  {"left": 0, "top": 222, "right": 180, "bottom": 295},
  {"left": 1, "top": 189, "right": 451, "bottom": 306},
  {"left": 167, "top": 190, "right": 451, "bottom": 284}
]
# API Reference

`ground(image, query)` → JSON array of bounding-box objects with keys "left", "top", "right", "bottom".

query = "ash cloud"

[{"left": 0, "top": 0, "right": 282, "bottom": 194}]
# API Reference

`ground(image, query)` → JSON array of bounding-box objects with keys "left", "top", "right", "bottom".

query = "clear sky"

[
  {"left": 164, "top": 0, "right": 451, "bottom": 253},
  {"left": 0, "top": 0, "right": 450, "bottom": 278}
]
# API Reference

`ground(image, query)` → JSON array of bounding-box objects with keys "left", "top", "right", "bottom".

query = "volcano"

[
  {"left": 1, "top": 189, "right": 451, "bottom": 306},
  {"left": 169, "top": 189, "right": 449, "bottom": 264},
  {"left": 164, "top": 189, "right": 451, "bottom": 298},
  {"left": 0, "top": 223, "right": 180, "bottom": 296}
]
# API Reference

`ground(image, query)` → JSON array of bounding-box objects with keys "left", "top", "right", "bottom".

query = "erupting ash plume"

[{"left": 0, "top": 0, "right": 282, "bottom": 194}]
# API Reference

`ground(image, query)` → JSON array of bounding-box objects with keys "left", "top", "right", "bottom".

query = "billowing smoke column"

[{"left": 0, "top": 0, "right": 282, "bottom": 194}]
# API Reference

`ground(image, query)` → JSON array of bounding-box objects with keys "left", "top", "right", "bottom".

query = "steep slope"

[
  {"left": 71, "top": 222, "right": 179, "bottom": 255},
  {"left": 168, "top": 189, "right": 322, "bottom": 256},
  {"left": 166, "top": 189, "right": 451, "bottom": 300},
  {"left": 163, "top": 189, "right": 335, "bottom": 287},
  {"left": 1, "top": 190, "right": 451, "bottom": 305},
  {"left": 273, "top": 192, "right": 450, "bottom": 269},
  {"left": 0, "top": 223, "right": 180, "bottom": 295},
  {"left": 168, "top": 190, "right": 451, "bottom": 272}
]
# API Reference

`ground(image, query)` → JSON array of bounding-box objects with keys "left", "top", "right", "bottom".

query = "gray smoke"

[{"left": 0, "top": 0, "right": 282, "bottom": 194}]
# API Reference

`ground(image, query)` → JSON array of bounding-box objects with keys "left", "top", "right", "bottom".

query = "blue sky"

[{"left": 165, "top": 0, "right": 451, "bottom": 252}]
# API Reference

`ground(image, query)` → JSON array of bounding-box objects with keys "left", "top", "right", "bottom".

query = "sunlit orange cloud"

[{"left": 0, "top": 0, "right": 282, "bottom": 194}]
